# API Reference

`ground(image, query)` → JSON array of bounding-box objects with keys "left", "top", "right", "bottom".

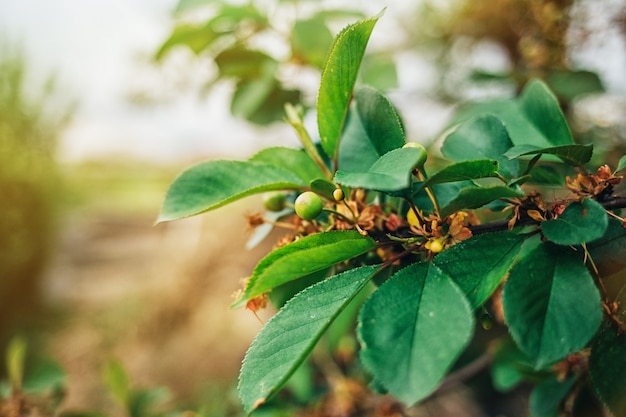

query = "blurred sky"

[
  {"left": 0, "top": 0, "right": 424, "bottom": 164},
  {"left": 1, "top": 0, "right": 624, "bottom": 164},
  {"left": 0, "top": 0, "right": 297, "bottom": 163}
]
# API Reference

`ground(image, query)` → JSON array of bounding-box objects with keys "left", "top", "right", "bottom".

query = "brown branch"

[
  {"left": 599, "top": 196, "right": 626, "bottom": 212},
  {"left": 470, "top": 196, "right": 626, "bottom": 235},
  {"left": 369, "top": 196, "right": 626, "bottom": 244},
  {"left": 427, "top": 353, "right": 491, "bottom": 398}
]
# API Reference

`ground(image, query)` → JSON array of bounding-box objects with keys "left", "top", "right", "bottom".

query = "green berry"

[
  {"left": 481, "top": 313, "right": 494, "bottom": 331},
  {"left": 402, "top": 142, "right": 428, "bottom": 168},
  {"left": 263, "top": 192, "right": 286, "bottom": 212},
  {"left": 294, "top": 191, "right": 323, "bottom": 220}
]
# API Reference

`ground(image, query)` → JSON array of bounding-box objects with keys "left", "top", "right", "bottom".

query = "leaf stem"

[{"left": 285, "top": 103, "right": 333, "bottom": 180}]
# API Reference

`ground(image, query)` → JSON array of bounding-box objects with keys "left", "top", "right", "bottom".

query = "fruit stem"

[
  {"left": 322, "top": 207, "right": 354, "bottom": 223},
  {"left": 341, "top": 199, "right": 358, "bottom": 220},
  {"left": 285, "top": 103, "right": 333, "bottom": 179}
]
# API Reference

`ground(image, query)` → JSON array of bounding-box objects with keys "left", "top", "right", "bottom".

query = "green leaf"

[
  {"left": 519, "top": 79, "right": 573, "bottom": 146},
  {"left": 283, "top": 361, "right": 314, "bottom": 404},
  {"left": 453, "top": 100, "right": 551, "bottom": 148},
  {"left": 360, "top": 53, "right": 398, "bottom": 91},
  {"left": 354, "top": 86, "right": 405, "bottom": 156},
  {"left": 231, "top": 79, "right": 302, "bottom": 125},
  {"left": 291, "top": 18, "right": 334, "bottom": 68},
  {"left": 452, "top": 79, "right": 573, "bottom": 149},
  {"left": 337, "top": 105, "right": 380, "bottom": 172},
  {"left": 233, "top": 231, "right": 376, "bottom": 308},
  {"left": 239, "top": 265, "right": 379, "bottom": 413},
  {"left": 129, "top": 387, "right": 171, "bottom": 417},
  {"left": 6, "top": 336, "right": 27, "bottom": 389},
  {"left": 317, "top": 11, "right": 383, "bottom": 161},
  {"left": 617, "top": 155, "right": 626, "bottom": 172},
  {"left": 588, "top": 219, "right": 626, "bottom": 277},
  {"left": 157, "top": 160, "right": 304, "bottom": 223},
  {"left": 502, "top": 244, "right": 602, "bottom": 368},
  {"left": 490, "top": 338, "right": 531, "bottom": 392},
  {"left": 439, "top": 185, "right": 525, "bottom": 219},
  {"left": 324, "top": 279, "right": 374, "bottom": 354},
  {"left": 334, "top": 147, "right": 424, "bottom": 192},
  {"left": 412, "top": 181, "right": 474, "bottom": 213},
  {"left": 546, "top": 69, "right": 604, "bottom": 102},
  {"left": 309, "top": 178, "right": 337, "bottom": 200},
  {"left": 589, "top": 323, "right": 626, "bottom": 417},
  {"left": 249, "top": 147, "right": 326, "bottom": 185},
  {"left": 312, "top": 9, "right": 366, "bottom": 20},
  {"left": 504, "top": 144, "right": 593, "bottom": 167},
  {"left": 358, "top": 262, "right": 474, "bottom": 406},
  {"left": 267, "top": 268, "right": 330, "bottom": 309},
  {"left": 174, "top": 0, "right": 212, "bottom": 14},
  {"left": 434, "top": 232, "right": 525, "bottom": 308},
  {"left": 103, "top": 360, "right": 130, "bottom": 407},
  {"left": 527, "top": 165, "right": 567, "bottom": 185},
  {"left": 210, "top": 3, "right": 268, "bottom": 27},
  {"left": 529, "top": 375, "right": 576, "bottom": 417},
  {"left": 215, "top": 48, "right": 276, "bottom": 79},
  {"left": 419, "top": 160, "right": 499, "bottom": 190},
  {"left": 231, "top": 76, "right": 276, "bottom": 117},
  {"left": 22, "top": 360, "right": 66, "bottom": 394},
  {"left": 155, "top": 23, "right": 221, "bottom": 60},
  {"left": 442, "top": 115, "right": 518, "bottom": 178},
  {"left": 541, "top": 198, "right": 608, "bottom": 245}
]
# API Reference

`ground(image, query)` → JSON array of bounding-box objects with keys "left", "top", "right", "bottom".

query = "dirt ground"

[{"left": 40, "top": 196, "right": 274, "bottom": 413}]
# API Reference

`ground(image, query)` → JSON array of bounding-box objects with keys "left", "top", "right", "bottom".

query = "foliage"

[
  {"left": 414, "top": 0, "right": 606, "bottom": 101},
  {"left": 1, "top": 337, "right": 68, "bottom": 416},
  {"left": 159, "top": 12, "right": 626, "bottom": 417},
  {"left": 0, "top": 338, "right": 177, "bottom": 417},
  {"left": 155, "top": 0, "right": 396, "bottom": 125},
  {"left": 103, "top": 360, "right": 171, "bottom": 417},
  {"left": 0, "top": 44, "right": 72, "bottom": 346}
]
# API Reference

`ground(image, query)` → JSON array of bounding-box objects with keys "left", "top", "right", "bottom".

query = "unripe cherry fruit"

[
  {"left": 426, "top": 238, "right": 444, "bottom": 254},
  {"left": 402, "top": 142, "right": 428, "bottom": 168},
  {"left": 263, "top": 192, "right": 286, "bottom": 212},
  {"left": 333, "top": 188, "right": 345, "bottom": 202},
  {"left": 294, "top": 191, "right": 323, "bottom": 220}
]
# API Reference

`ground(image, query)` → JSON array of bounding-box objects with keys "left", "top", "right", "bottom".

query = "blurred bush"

[
  {"left": 0, "top": 43, "right": 72, "bottom": 344},
  {"left": 151, "top": 0, "right": 397, "bottom": 125}
]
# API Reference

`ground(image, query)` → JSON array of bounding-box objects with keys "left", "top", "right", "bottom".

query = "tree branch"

[
  {"left": 369, "top": 196, "right": 626, "bottom": 244},
  {"left": 470, "top": 196, "right": 626, "bottom": 235},
  {"left": 428, "top": 353, "right": 491, "bottom": 398}
]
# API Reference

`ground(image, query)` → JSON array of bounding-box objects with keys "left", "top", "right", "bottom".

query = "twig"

[
  {"left": 470, "top": 196, "right": 626, "bottom": 235},
  {"left": 369, "top": 196, "right": 626, "bottom": 245},
  {"left": 428, "top": 353, "right": 491, "bottom": 398}
]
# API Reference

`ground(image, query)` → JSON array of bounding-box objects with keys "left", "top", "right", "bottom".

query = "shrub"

[
  {"left": 0, "top": 44, "right": 71, "bottom": 344},
  {"left": 159, "top": 12, "right": 626, "bottom": 417}
]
